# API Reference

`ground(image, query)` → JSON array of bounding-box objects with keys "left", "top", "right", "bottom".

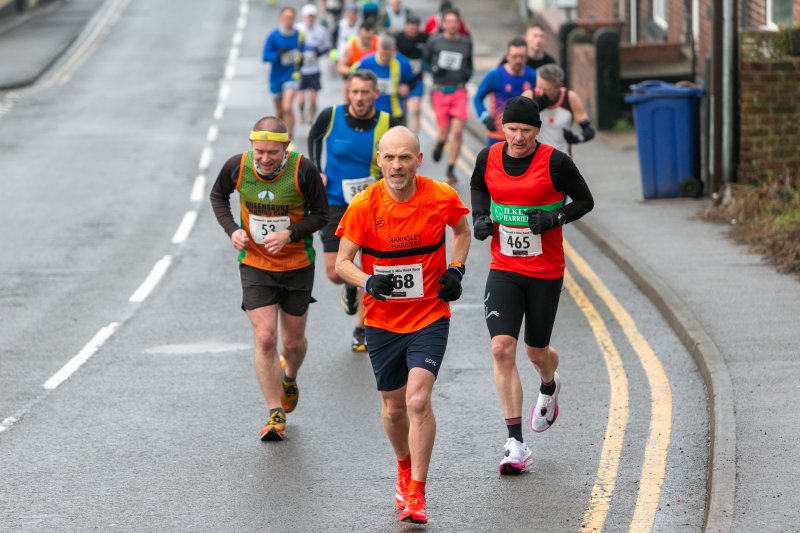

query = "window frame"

[
  {"left": 766, "top": 0, "right": 793, "bottom": 29},
  {"left": 653, "top": 0, "right": 668, "bottom": 29}
]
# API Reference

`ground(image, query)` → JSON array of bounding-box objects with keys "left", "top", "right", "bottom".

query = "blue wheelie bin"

[{"left": 625, "top": 81, "right": 706, "bottom": 199}]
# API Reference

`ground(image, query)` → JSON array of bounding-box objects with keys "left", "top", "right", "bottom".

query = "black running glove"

[
  {"left": 563, "top": 129, "right": 582, "bottom": 144},
  {"left": 481, "top": 113, "right": 497, "bottom": 132},
  {"left": 437, "top": 266, "right": 464, "bottom": 302},
  {"left": 532, "top": 92, "right": 555, "bottom": 110},
  {"left": 364, "top": 274, "right": 394, "bottom": 301},
  {"left": 563, "top": 120, "right": 595, "bottom": 145},
  {"left": 523, "top": 209, "right": 564, "bottom": 235},
  {"left": 473, "top": 215, "right": 494, "bottom": 241}
]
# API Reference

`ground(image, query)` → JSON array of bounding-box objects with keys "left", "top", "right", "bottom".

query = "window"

[
  {"left": 653, "top": 0, "right": 667, "bottom": 29},
  {"left": 767, "top": 0, "right": 793, "bottom": 28}
]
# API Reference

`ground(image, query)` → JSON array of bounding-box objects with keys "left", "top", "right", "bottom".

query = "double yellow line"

[{"left": 419, "top": 103, "right": 672, "bottom": 532}]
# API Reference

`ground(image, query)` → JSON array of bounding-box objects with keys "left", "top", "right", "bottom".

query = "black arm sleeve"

[
  {"left": 549, "top": 150, "right": 594, "bottom": 223},
  {"left": 292, "top": 156, "right": 330, "bottom": 241},
  {"left": 209, "top": 154, "right": 244, "bottom": 237},
  {"left": 469, "top": 147, "right": 492, "bottom": 220},
  {"left": 307, "top": 107, "right": 333, "bottom": 169}
]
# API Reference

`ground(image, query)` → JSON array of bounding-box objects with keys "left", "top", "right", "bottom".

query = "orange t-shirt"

[{"left": 336, "top": 176, "right": 469, "bottom": 333}]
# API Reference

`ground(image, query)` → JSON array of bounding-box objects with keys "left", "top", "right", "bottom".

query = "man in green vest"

[{"left": 210, "top": 116, "right": 329, "bottom": 441}]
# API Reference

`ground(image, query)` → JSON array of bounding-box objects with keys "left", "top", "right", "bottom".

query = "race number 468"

[{"left": 373, "top": 263, "right": 424, "bottom": 299}]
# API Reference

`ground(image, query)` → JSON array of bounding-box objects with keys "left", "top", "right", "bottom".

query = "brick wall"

[
  {"left": 738, "top": 30, "right": 800, "bottom": 184},
  {"left": 578, "top": 0, "right": 618, "bottom": 21},
  {"left": 742, "top": 0, "right": 767, "bottom": 27}
]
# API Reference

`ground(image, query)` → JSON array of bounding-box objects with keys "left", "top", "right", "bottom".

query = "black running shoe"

[
  {"left": 340, "top": 285, "right": 358, "bottom": 315},
  {"left": 432, "top": 141, "right": 445, "bottom": 163},
  {"left": 352, "top": 326, "right": 367, "bottom": 352}
]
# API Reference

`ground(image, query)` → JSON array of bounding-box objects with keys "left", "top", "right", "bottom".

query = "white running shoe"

[
  {"left": 531, "top": 371, "right": 561, "bottom": 432},
  {"left": 499, "top": 437, "right": 533, "bottom": 474}
]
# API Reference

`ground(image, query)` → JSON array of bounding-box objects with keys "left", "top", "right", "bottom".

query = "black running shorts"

[
  {"left": 300, "top": 72, "right": 322, "bottom": 91},
  {"left": 320, "top": 204, "right": 348, "bottom": 253},
  {"left": 365, "top": 317, "right": 450, "bottom": 391},
  {"left": 239, "top": 263, "right": 315, "bottom": 316},
  {"left": 483, "top": 270, "right": 563, "bottom": 348}
]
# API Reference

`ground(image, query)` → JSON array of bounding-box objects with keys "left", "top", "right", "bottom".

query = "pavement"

[{"left": 3, "top": 0, "right": 800, "bottom": 531}]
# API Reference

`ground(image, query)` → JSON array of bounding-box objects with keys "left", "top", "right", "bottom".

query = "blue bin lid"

[{"left": 625, "top": 80, "right": 706, "bottom": 103}]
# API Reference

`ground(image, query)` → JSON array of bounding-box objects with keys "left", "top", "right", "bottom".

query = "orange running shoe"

[
  {"left": 259, "top": 411, "right": 286, "bottom": 441},
  {"left": 279, "top": 358, "right": 299, "bottom": 413},
  {"left": 394, "top": 467, "right": 411, "bottom": 509},
  {"left": 400, "top": 492, "right": 427, "bottom": 524}
]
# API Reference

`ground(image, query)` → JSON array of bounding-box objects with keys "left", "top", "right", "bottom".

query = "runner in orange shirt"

[{"left": 335, "top": 126, "right": 471, "bottom": 524}]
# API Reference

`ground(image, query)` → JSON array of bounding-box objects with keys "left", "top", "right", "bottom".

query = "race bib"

[
  {"left": 342, "top": 176, "right": 375, "bottom": 204},
  {"left": 302, "top": 50, "right": 318, "bottom": 67},
  {"left": 249, "top": 215, "right": 290, "bottom": 244},
  {"left": 376, "top": 77, "right": 394, "bottom": 95},
  {"left": 499, "top": 225, "right": 542, "bottom": 257},
  {"left": 373, "top": 263, "right": 424, "bottom": 299},
  {"left": 437, "top": 50, "right": 463, "bottom": 71},
  {"left": 280, "top": 50, "right": 298, "bottom": 66}
]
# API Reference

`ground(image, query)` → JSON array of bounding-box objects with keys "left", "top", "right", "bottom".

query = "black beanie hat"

[{"left": 502, "top": 96, "right": 542, "bottom": 127}]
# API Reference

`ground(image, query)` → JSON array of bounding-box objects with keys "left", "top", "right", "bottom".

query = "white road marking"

[
  {"left": 43, "top": 322, "right": 120, "bottom": 390},
  {"left": 207, "top": 124, "right": 219, "bottom": 143},
  {"left": 190, "top": 175, "right": 206, "bottom": 202},
  {"left": 143, "top": 342, "right": 251, "bottom": 355},
  {"left": 171, "top": 211, "right": 198, "bottom": 244},
  {"left": 198, "top": 146, "right": 213, "bottom": 170},
  {"left": 218, "top": 82, "right": 231, "bottom": 103},
  {"left": 214, "top": 103, "right": 225, "bottom": 120},
  {"left": 0, "top": 417, "right": 18, "bottom": 434},
  {"left": 128, "top": 255, "right": 172, "bottom": 303}
]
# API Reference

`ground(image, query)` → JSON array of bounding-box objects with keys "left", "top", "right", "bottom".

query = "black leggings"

[{"left": 483, "top": 270, "right": 563, "bottom": 348}]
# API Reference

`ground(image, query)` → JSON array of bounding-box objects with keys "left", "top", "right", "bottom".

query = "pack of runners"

[{"left": 211, "top": 2, "right": 595, "bottom": 525}]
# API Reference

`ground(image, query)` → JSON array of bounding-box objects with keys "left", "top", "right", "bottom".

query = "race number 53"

[{"left": 249, "top": 215, "right": 290, "bottom": 245}]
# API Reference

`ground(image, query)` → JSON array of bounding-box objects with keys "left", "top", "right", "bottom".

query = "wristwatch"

[
  {"left": 556, "top": 212, "right": 567, "bottom": 226},
  {"left": 449, "top": 262, "right": 466, "bottom": 277}
]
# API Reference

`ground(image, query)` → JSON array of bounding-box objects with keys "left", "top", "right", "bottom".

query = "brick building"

[{"left": 530, "top": 0, "right": 799, "bottom": 191}]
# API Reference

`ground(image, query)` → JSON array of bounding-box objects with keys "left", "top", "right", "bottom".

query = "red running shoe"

[
  {"left": 394, "top": 467, "right": 411, "bottom": 509},
  {"left": 400, "top": 492, "right": 427, "bottom": 524}
]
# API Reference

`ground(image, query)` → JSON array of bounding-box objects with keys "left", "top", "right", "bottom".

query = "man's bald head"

[{"left": 378, "top": 126, "right": 420, "bottom": 155}]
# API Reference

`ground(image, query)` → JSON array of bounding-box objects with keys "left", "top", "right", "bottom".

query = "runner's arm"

[
  {"left": 449, "top": 215, "right": 471, "bottom": 265},
  {"left": 549, "top": 151, "right": 594, "bottom": 223},
  {"left": 209, "top": 155, "right": 244, "bottom": 237},
  {"left": 308, "top": 107, "right": 333, "bottom": 169},
  {"left": 464, "top": 41, "right": 474, "bottom": 82},
  {"left": 473, "top": 71, "right": 498, "bottom": 119},
  {"left": 469, "top": 147, "right": 492, "bottom": 219},
  {"left": 262, "top": 33, "right": 279, "bottom": 63},
  {"left": 335, "top": 237, "right": 369, "bottom": 288},
  {"left": 292, "top": 157, "right": 330, "bottom": 241}
]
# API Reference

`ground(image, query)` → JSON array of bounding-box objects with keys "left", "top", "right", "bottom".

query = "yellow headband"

[{"left": 249, "top": 130, "right": 290, "bottom": 142}]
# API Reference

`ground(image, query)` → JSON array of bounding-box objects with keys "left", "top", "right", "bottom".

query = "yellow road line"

[
  {"left": 565, "top": 241, "right": 673, "bottom": 532},
  {"left": 563, "top": 268, "right": 630, "bottom": 533}
]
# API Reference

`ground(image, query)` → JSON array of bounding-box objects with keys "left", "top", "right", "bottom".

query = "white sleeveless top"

[{"left": 537, "top": 87, "right": 573, "bottom": 154}]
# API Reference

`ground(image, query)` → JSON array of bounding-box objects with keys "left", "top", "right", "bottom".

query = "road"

[{"left": 0, "top": 1, "right": 708, "bottom": 531}]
